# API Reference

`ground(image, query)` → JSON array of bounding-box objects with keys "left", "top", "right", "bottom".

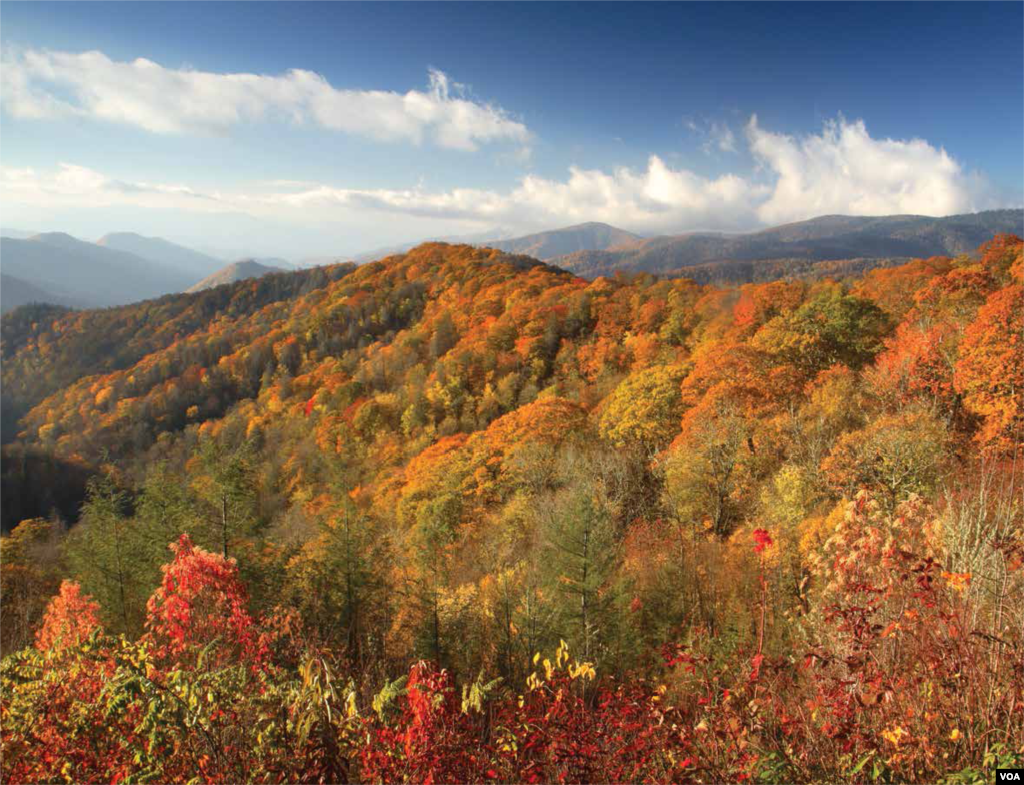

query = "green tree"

[
  {"left": 64, "top": 477, "right": 147, "bottom": 636},
  {"left": 193, "top": 438, "right": 260, "bottom": 559},
  {"left": 285, "top": 497, "right": 383, "bottom": 668},
  {"left": 410, "top": 491, "right": 461, "bottom": 664},
  {"left": 541, "top": 480, "right": 618, "bottom": 661},
  {"left": 753, "top": 285, "right": 891, "bottom": 374}
]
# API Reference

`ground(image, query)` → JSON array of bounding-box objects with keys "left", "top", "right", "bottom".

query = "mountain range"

[
  {"left": 482, "top": 222, "right": 641, "bottom": 259},
  {"left": 0, "top": 233, "right": 197, "bottom": 310},
  {"left": 96, "top": 232, "right": 224, "bottom": 278},
  {"left": 2, "top": 210, "right": 1021, "bottom": 314},
  {"left": 0, "top": 232, "right": 288, "bottom": 312},
  {"left": 547, "top": 209, "right": 1024, "bottom": 279}
]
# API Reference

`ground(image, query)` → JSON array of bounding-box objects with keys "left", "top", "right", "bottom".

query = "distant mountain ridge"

[
  {"left": 350, "top": 223, "right": 638, "bottom": 265},
  {"left": 3, "top": 211, "right": 1020, "bottom": 312},
  {"left": 185, "top": 260, "right": 287, "bottom": 293},
  {"left": 1, "top": 233, "right": 196, "bottom": 308},
  {"left": 483, "top": 222, "right": 641, "bottom": 260},
  {"left": 548, "top": 210, "right": 1024, "bottom": 279},
  {"left": 97, "top": 232, "right": 224, "bottom": 277}
]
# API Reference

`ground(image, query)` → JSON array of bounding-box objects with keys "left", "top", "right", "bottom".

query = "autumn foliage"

[{"left": 2, "top": 235, "right": 1023, "bottom": 782}]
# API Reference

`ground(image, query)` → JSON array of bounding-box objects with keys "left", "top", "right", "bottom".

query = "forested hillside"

[
  {"left": 0, "top": 263, "right": 355, "bottom": 443},
  {"left": 1, "top": 235, "right": 1022, "bottom": 783}
]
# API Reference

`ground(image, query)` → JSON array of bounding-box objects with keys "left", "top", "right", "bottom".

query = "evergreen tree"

[
  {"left": 64, "top": 477, "right": 147, "bottom": 636},
  {"left": 541, "top": 479, "right": 618, "bottom": 661},
  {"left": 193, "top": 438, "right": 260, "bottom": 559}
]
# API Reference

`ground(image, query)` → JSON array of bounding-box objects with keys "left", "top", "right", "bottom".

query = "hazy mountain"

[
  {"left": 484, "top": 222, "right": 642, "bottom": 260},
  {"left": 97, "top": 232, "right": 224, "bottom": 277},
  {"left": 1, "top": 275, "right": 80, "bottom": 313},
  {"left": 252, "top": 257, "right": 294, "bottom": 269},
  {"left": 1, "top": 233, "right": 196, "bottom": 307},
  {"left": 185, "top": 260, "right": 287, "bottom": 293},
  {"left": 550, "top": 210, "right": 1024, "bottom": 279}
]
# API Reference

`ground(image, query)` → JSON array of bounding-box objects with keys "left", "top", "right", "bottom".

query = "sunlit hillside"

[{"left": 2, "top": 234, "right": 1021, "bottom": 783}]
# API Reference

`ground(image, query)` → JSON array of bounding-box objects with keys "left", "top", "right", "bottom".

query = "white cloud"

[
  {"left": 1, "top": 117, "right": 1000, "bottom": 242},
  {"left": 0, "top": 163, "right": 227, "bottom": 212},
  {"left": 746, "top": 115, "right": 991, "bottom": 224},
  {"left": 712, "top": 122, "right": 737, "bottom": 153},
  {"left": 241, "top": 114, "right": 1000, "bottom": 231},
  {"left": 0, "top": 157, "right": 767, "bottom": 234},
  {"left": 0, "top": 49, "right": 531, "bottom": 151},
  {"left": 686, "top": 118, "right": 738, "bottom": 155},
  {"left": 229, "top": 156, "right": 769, "bottom": 233},
  {"left": 705, "top": 122, "right": 737, "bottom": 154}
]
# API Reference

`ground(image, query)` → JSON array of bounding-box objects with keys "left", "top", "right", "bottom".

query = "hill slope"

[
  {"left": 1, "top": 233, "right": 196, "bottom": 307},
  {"left": 552, "top": 209, "right": 1024, "bottom": 278},
  {"left": 185, "top": 260, "right": 288, "bottom": 292},
  {"left": 97, "top": 232, "right": 224, "bottom": 278},
  {"left": 1, "top": 237, "right": 1020, "bottom": 785},
  {"left": 0, "top": 262, "right": 356, "bottom": 442}
]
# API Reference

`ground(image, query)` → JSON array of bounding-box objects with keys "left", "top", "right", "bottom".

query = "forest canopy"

[{"left": 1, "top": 235, "right": 1022, "bottom": 783}]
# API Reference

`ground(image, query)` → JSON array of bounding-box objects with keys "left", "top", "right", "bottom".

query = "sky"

[{"left": 1, "top": 1, "right": 1022, "bottom": 259}]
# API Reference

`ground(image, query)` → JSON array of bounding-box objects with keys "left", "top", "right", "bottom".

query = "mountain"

[
  {"left": 251, "top": 257, "right": 295, "bottom": 269},
  {"left": 0, "top": 275, "right": 79, "bottom": 313},
  {"left": 2, "top": 222, "right": 1020, "bottom": 785},
  {"left": 1, "top": 233, "right": 197, "bottom": 308},
  {"left": 484, "top": 222, "right": 642, "bottom": 259},
  {"left": 97, "top": 232, "right": 224, "bottom": 278},
  {"left": 1, "top": 262, "right": 356, "bottom": 444},
  {"left": 350, "top": 227, "right": 517, "bottom": 264},
  {"left": 550, "top": 210, "right": 1024, "bottom": 279},
  {"left": 351, "top": 223, "right": 637, "bottom": 265},
  {"left": 185, "top": 260, "right": 288, "bottom": 293}
]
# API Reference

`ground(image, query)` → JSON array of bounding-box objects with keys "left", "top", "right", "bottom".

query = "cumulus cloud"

[
  {"left": 0, "top": 157, "right": 767, "bottom": 234},
  {"left": 747, "top": 115, "right": 991, "bottom": 224},
  {"left": 287, "top": 113, "right": 982, "bottom": 226},
  {"left": 0, "top": 48, "right": 531, "bottom": 151},
  {"left": 266, "top": 157, "right": 767, "bottom": 231},
  {"left": 1, "top": 117, "right": 1000, "bottom": 239}
]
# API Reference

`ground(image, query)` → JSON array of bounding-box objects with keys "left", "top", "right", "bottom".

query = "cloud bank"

[
  {"left": 1, "top": 49, "right": 531, "bottom": 151},
  {"left": 1, "top": 117, "right": 998, "bottom": 242},
  {"left": 746, "top": 115, "right": 986, "bottom": 224}
]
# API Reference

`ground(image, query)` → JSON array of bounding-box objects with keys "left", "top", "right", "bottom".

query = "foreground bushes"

[{"left": 2, "top": 490, "right": 1022, "bottom": 784}]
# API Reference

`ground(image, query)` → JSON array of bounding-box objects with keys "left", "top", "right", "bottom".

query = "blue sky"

[{"left": 2, "top": 2, "right": 1021, "bottom": 258}]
